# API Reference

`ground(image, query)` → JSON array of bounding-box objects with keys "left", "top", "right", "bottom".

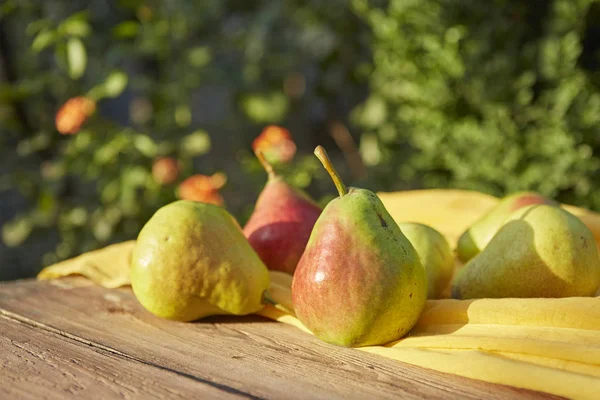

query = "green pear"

[
  {"left": 457, "top": 192, "right": 557, "bottom": 262},
  {"left": 399, "top": 223, "right": 454, "bottom": 299},
  {"left": 452, "top": 204, "right": 600, "bottom": 299},
  {"left": 291, "top": 147, "right": 427, "bottom": 347},
  {"left": 131, "top": 200, "right": 270, "bottom": 321}
]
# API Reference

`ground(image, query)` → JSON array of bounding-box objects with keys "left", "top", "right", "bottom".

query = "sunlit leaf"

[
  {"left": 32, "top": 30, "right": 56, "bottom": 52},
  {"left": 241, "top": 92, "right": 289, "bottom": 123},
  {"left": 2, "top": 216, "right": 33, "bottom": 247},
  {"left": 68, "top": 207, "right": 88, "bottom": 226},
  {"left": 93, "top": 220, "right": 113, "bottom": 241},
  {"left": 103, "top": 70, "right": 128, "bottom": 98},
  {"left": 359, "top": 133, "right": 382, "bottom": 166},
  {"left": 181, "top": 130, "right": 211, "bottom": 156},
  {"left": 58, "top": 19, "right": 90, "bottom": 37},
  {"left": 133, "top": 134, "right": 157, "bottom": 157},
  {"left": 67, "top": 37, "right": 86, "bottom": 79},
  {"left": 356, "top": 96, "right": 387, "bottom": 128},
  {"left": 188, "top": 47, "right": 212, "bottom": 67}
]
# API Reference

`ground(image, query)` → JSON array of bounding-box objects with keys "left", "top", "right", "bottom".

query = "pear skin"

[
  {"left": 244, "top": 150, "right": 321, "bottom": 275},
  {"left": 131, "top": 200, "right": 270, "bottom": 321},
  {"left": 399, "top": 223, "right": 454, "bottom": 299},
  {"left": 292, "top": 147, "right": 427, "bottom": 347},
  {"left": 452, "top": 205, "right": 600, "bottom": 299},
  {"left": 456, "top": 192, "right": 557, "bottom": 262}
]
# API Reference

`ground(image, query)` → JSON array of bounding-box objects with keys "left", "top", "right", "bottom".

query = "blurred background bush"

[{"left": 1, "top": 0, "right": 599, "bottom": 280}]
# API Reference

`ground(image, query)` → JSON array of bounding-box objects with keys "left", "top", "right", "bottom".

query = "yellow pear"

[
  {"left": 399, "top": 222, "right": 454, "bottom": 299},
  {"left": 131, "top": 200, "right": 270, "bottom": 321},
  {"left": 456, "top": 192, "right": 556, "bottom": 262},
  {"left": 452, "top": 205, "right": 600, "bottom": 299}
]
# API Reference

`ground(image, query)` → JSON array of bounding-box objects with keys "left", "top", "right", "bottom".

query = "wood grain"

[
  {"left": 0, "top": 316, "right": 245, "bottom": 399},
  {"left": 0, "top": 278, "right": 561, "bottom": 400}
]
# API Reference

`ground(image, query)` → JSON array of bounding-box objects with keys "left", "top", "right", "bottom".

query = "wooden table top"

[{"left": 0, "top": 278, "right": 560, "bottom": 399}]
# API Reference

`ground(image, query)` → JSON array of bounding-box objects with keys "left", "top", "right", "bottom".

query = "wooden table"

[{"left": 0, "top": 278, "right": 560, "bottom": 399}]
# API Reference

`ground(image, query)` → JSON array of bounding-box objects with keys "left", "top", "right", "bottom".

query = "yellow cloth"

[
  {"left": 38, "top": 189, "right": 600, "bottom": 399},
  {"left": 38, "top": 240, "right": 136, "bottom": 288},
  {"left": 260, "top": 272, "right": 600, "bottom": 400}
]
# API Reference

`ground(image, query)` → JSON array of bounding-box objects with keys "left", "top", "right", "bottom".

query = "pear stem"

[
  {"left": 262, "top": 291, "right": 295, "bottom": 316},
  {"left": 314, "top": 146, "right": 347, "bottom": 197},
  {"left": 255, "top": 149, "right": 276, "bottom": 179}
]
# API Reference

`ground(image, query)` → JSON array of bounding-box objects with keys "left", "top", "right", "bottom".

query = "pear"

[
  {"left": 131, "top": 200, "right": 270, "bottom": 321},
  {"left": 291, "top": 146, "right": 427, "bottom": 347},
  {"left": 452, "top": 204, "right": 600, "bottom": 299},
  {"left": 457, "top": 192, "right": 556, "bottom": 262},
  {"left": 399, "top": 222, "right": 454, "bottom": 299},
  {"left": 243, "top": 150, "right": 322, "bottom": 275}
]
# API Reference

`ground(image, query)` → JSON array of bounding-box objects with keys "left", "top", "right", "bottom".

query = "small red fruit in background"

[
  {"left": 178, "top": 173, "right": 226, "bottom": 206},
  {"left": 56, "top": 97, "right": 96, "bottom": 135},
  {"left": 252, "top": 125, "right": 296, "bottom": 164},
  {"left": 152, "top": 157, "right": 180, "bottom": 185}
]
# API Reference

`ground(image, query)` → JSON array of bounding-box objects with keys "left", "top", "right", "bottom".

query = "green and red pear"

[
  {"left": 291, "top": 146, "right": 427, "bottom": 347},
  {"left": 243, "top": 149, "right": 322, "bottom": 275}
]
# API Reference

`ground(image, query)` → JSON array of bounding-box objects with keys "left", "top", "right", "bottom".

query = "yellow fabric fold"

[
  {"left": 418, "top": 297, "right": 600, "bottom": 330},
  {"left": 36, "top": 190, "right": 600, "bottom": 398},
  {"left": 259, "top": 272, "right": 600, "bottom": 399},
  {"left": 360, "top": 347, "right": 600, "bottom": 400},
  {"left": 379, "top": 189, "right": 600, "bottom": 248},
  {"left": 37, "top": 241, "right": 136, "bottom": 288}
]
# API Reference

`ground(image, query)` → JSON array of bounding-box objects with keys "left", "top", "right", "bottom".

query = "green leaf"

[
  {"left": 241, "top": 92, "right": 289, "bottom": 123},
  {"left": 32, "top": 30, "right": 56, "bottom": 52},
  {"left": 112, "top": 21, "right": 140, "bottom": 38},
  {"left": 67, "top": 38, "right": 87, "bottom": 79},
  {"left": 2, "top": 216, "right": 33, "bottom": 247},
  {"left": 133, "top": 134, "right": 157, "bottom": 157},
  {"left": 103, "top": 70, "right": 128, "bottom": 98},
  {"left": 356, "top": 96, "right": 387, "bottom": 128},
  {"left": 67, "top": 207, "right": 88, "bottom": 226},
  {"left": 101, "top": 181, "right": 120, "bottom": 203},
  {"left": 174, "top": 105, "right": 191, "bottom": 127},
  {"left": 181, "top": 130, "right": 211, "bottom": 156},
  {"left": 0, "top": 0, "right": 16, "bottom": 18},
  {"left": 359, "top": 133, "right": 382, "bottom": 166},
  {"left": 188, "top": 47, "right": 212, "bottom": 67},
  {"left": 58, "top": 19, "right": 90, "bottom": 37},
  {"left": 26, "top": 19, "right": 52, "bottom": 36}
]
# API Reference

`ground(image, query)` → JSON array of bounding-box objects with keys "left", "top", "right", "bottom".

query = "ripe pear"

[
  {"left": 452, "top": 204, "right": 600, "bottom": 299},
  {"left": 457, "top": 192, "right": 556, "bottom": 262},
  {"left": 244, "top": 150, "right": 322, "bottom": 275},
  {"left": 292, "top": 146, "right": 427, "bottom": 347},
  {"left": 399, "top": 222, "right": 454, "bottom": 299},
  {"left": 131, "top": 200, "right": 270, "bottom": 321}
]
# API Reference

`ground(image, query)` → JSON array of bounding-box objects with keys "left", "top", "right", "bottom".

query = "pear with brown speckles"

[
  {"left": 291, "top": 146, "right": 427, "bottom": 347},
  {"left": 131, "top": 201, "right": 270, "bottom": 321}
]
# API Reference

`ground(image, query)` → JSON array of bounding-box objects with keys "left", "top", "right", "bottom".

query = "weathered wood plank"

[
  {"left": 0, "top": 316, "right": 247, "bottom": 399},
  {"left": 0, "top": 279, "right": 560, "bottom": 399}
]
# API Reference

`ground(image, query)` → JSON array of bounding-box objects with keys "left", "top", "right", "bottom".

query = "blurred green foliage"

[
  {"left": 353, "top": 0, "right": 600, "bottom": 209},
  {"left": 0, "top": 0, "right": 370, "bottom": 278},
  {"left": 2, "top": 0, "right": 600, "bottom": 280}
]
